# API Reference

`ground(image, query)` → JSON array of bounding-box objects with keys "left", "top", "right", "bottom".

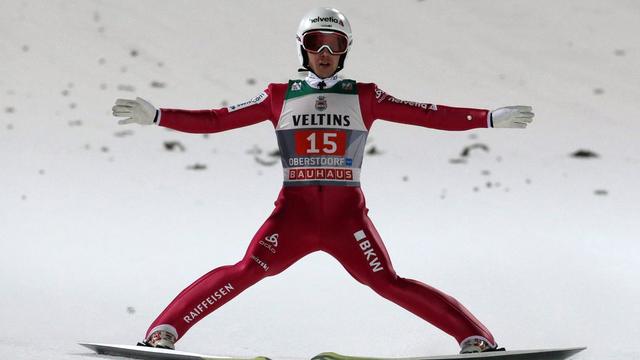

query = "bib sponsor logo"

[
  {"left": 228, "top": 91, "right": 268, "bottom": 113},
  {"left": 291, "top": 113, "right": 351, "bottom": 127},
  {"left": 315, "top": 95, "right": 328, "bottom": 112},
  {"left": 288, "top": 157, "right": 345, "bottom": 167},
  {"left": 291, "top": 82, "right": 302, "bottom": 91},
  {"left": 288, "top": 168, "right": 353, "bottom": 181},
  {"left": 353, "top": 230, "right": 384, "bottom": 273}
]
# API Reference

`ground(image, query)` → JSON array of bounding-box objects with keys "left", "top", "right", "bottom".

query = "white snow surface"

[{"left": 1, "top": 1, "right": 638, "bottom": 359}]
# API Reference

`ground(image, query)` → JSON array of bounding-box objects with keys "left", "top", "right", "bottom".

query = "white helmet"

[{"left": 296, "top": 7, "right": 353, "bottom": 74}]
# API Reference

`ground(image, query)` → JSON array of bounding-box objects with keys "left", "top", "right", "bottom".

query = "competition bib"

[{"left": 276, "top": 79, "right": 367, "bottom": 186}]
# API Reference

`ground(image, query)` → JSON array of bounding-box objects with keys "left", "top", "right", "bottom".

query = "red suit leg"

[
  {"left": 146, "top": 189, "right": 317, "bottom": 341},
  {"left": 321, "top": 188, "right": 495, "bottom": 345}
]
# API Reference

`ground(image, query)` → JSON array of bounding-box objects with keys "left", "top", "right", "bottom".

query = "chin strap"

[{"left": 297, "top": 66, "right": 341, "bottom": 79}]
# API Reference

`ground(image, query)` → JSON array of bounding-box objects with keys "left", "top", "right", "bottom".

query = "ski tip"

[
  {"left": 79, "top": 343, "right": 112, "bottom": 354},
  {"left": 558, "top": 347, "right": 587, "bottom": 355},
  {"left": 311, "top": 352, "right": 347, "bottom": 360},
  {"left": 78, "top": 342, "right": 97, "bottom": 350}
]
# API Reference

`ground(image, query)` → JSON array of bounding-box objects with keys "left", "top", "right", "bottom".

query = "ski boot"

[
  {"left": 460, "top": 336, "right": 505, "bottom": 354},
  {"left": 137, "top": 329, "right": 177, "bottom": 350}
]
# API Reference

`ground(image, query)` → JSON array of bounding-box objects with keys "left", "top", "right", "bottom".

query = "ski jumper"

[{"left": 147, "top": 74, "right": 496, "bottom": 347}]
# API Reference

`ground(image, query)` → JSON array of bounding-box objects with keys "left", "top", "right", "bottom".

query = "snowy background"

[{"left": 1, "top": 0, "right": 638, "bottom": 359}]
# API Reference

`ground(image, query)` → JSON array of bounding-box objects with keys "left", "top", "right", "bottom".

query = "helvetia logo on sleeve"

[{"left": 228, "top": 91, "right": 268, "bottom": 112}]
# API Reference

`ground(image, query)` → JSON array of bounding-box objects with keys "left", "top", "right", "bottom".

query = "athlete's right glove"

[
  {"left": 112, "top": 97, "right": 158, "bottom": 125},
  {"left": 490, "top": 106, "right": 534, "bottom": 128}
]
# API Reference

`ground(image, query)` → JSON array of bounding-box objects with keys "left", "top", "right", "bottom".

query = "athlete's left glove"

[
  {"left": 112, "top": 97, "right": 158, "bottom": 125},
  {"left": 490, "top": 105, "right": 534, "bottom": 128}
]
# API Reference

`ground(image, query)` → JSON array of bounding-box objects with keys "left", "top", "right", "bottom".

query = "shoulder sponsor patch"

[
  {"left": 385, "top": 95, "right": 431, "bottom": 110},
  {"left": 373, "top": 85, "right": 436, "bottom": 110},
  {"left": 341, "top": 81, "right": 354, "bottom": 91},
  {"left": 228, "top": 91, "right": 268, "bottom": 112},
  {"left": 374, "top": 85, "right": 388, "bottom": 103}
]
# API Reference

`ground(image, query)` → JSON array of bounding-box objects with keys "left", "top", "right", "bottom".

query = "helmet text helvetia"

[{"left": 309, "top": 16, "right": 344, "bottom": 27}]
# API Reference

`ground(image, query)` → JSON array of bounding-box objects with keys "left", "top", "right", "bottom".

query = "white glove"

[
  {"left": 490, "top": 106, "right": 534, "bottom": 128},
  {"left": 112, "top": 97, "right": 158, "bottom": 125}
]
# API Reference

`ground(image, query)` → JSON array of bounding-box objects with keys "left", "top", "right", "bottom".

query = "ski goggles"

[{"left": 299, "top": 30, "right": 349, "bottom": 55}]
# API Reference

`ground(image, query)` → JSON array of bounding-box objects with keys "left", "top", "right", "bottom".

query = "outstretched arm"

[
  {"left": 358, "top": 84, "right": 533, "bottom": 130},
  {"left": 111, "top": 86, "right": 285, "bottom": 134}
]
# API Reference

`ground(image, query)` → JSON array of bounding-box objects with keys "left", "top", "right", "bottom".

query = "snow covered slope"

[{"left": 0, "top": 1, "right": 638, "bottom": 359}]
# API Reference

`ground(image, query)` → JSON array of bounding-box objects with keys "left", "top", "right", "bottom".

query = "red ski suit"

[{"left": 147, "top": 78, "right": 496, "bottom": 346}]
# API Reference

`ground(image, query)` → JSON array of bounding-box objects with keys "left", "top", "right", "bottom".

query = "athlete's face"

[{"left": 307, "top": 48, "right": 340, "bottom": 79}]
